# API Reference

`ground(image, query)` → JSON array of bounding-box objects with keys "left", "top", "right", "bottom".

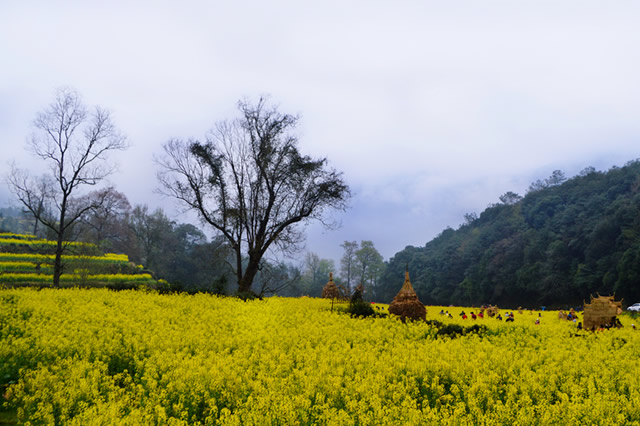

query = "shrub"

[{"left": 348, "top": 300, "right": 376, "bottom": 317}]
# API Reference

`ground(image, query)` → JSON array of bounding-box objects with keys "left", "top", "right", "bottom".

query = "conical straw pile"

[
  {"left": 322, "top": 272, "right": 340, "bottom": 299},
  {"left": 388, "top": 269, "right": 426, "bottom": 321}
]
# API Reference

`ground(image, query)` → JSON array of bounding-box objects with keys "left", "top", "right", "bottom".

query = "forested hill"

[{"left": 379, "top": 160, "right": 640, "bottom": 308}]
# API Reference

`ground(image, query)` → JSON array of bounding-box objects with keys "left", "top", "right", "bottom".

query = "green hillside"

[
  {"left": 380, "top": 160, "right": 640, "bottom": 308},
  {"left": 0, "top": 233, "right": 156, "bottom": 288}
]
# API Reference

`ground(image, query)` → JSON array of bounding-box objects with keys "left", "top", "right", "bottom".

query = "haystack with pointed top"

[
  {"left": 583, "top": 294, "right": 623, "bottom": 330},
  {"left": 322, "top": 272, "right": 340, "bottom": 299},
  {"left": 486, "top": 305, "right": 499, "bottom": 317},
  {"left": 388, "top": 270, "right": 426, "bottom": 321}
]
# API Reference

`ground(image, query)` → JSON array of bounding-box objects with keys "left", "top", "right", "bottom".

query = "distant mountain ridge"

[{"left": 379, "top": 160, "right": 640, "bottom": 308}]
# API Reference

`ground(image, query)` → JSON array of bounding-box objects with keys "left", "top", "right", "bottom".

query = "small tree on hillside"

[
  {"left": 300, "top": 252, "right": 335, "bottom": 297},
  {"left": 498, "top": 191, "right": 522, "bottom": 205},
  {"left": 157, "top": 98, "right": 350, "bottom": 295},
  {"left": 77, "top": 187, "right": 131, "bottom": 250},
  {"left": 7, "top": 88, "right": 127, "bottom": 286},
  {"left": 354, "top": 240, "right": 384, "bottom": 299},
  {"left": 340, "top": 240, "right": 358, "bottom": 293}
]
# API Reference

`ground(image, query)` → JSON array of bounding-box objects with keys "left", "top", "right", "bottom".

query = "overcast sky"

[{"left": 1, "top": 1, "right": 639, "bottom": 264}]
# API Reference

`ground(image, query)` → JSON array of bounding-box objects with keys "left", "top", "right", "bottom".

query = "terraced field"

[{"left": 0, "top": 233, "right": 155, "bottom": 288}]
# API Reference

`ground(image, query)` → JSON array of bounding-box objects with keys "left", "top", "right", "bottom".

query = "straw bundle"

[
  {"left": 583, "top": 295, "right": 623, "bottom": 330},
  {"left": 388, "top": 270, "right": 426, "bottom": 321},
  {"left": 321, "top": 272, "right": 340, "bottom": 299},
  {"left": 486, "top": 305, "right": 499, "bottom": 317}
]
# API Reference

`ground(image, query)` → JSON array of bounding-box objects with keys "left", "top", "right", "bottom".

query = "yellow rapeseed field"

[
  {"left": 1, "top": 289, "right": 640, "bottom": 425},
  {"left": 0, "top": 252, "right": 130, "bottom": 264}
]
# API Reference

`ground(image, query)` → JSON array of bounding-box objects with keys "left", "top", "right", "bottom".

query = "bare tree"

[
  {"left": 127, "top": 205, "right": 174, "bottom": 270},
  {"left": 7, "top": 88, "right": 127, "bottom": 286},
  {"left": 300, "top": 252, "right": 335, "bottom": 297},
  {"left": 304, "top": 252, "right": 322, "bottom": 288},
  {"left": 340, "top": 240, "right": 358, "bottom": 293},
  {"left": 77, "top": 186, "right": 131, "bottom": 249},
  {"left": 256, "top": 261, "right": 301, "bottom": 297},
  {"left": 157, "top": 98, "right": 350, "bottom": 295}
]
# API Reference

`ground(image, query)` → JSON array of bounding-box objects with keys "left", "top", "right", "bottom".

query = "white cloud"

[{"left": 1, "top": 0, "right": 639, "bottom": 263}]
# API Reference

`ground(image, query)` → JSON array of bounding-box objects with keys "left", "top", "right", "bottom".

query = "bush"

[
  {"left": 348, "top": 300, "right": 376, "bottom": 318},
  {"left": 426, "top": 321, "right": 488, "bottom": 339}
]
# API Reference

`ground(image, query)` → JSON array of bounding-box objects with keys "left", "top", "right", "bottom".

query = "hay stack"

[
  {"left": 388, "top": 270, "right": 426, "bottom": 321},
  {"left": 583, "top": 295, "right": 623, "bottom": 330},
  {"left": 486, "top": 305, "right": 499, "bottom": 317},
  {"left": 321, "top": 272, "right": 340, "bottom": 299}
]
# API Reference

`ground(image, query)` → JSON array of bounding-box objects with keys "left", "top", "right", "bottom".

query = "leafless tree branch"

[
  {"left": 6, "top": 88, "right": 127, "bottom": 286},
  {"left": 156, "top": 98, "right": 350, "bottom": 294}
]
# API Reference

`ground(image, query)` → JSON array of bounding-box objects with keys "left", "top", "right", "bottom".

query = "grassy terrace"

[{"left": 0, "top": 233, "right": 153, "bottom": 288}]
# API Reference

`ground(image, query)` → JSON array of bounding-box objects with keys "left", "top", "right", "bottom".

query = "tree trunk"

[
  {"left": 233, "top": 244, "right": 246, "bottom": 293},
  {"left": 53, "top": 235, "right": 64, "bottom": 288},
  {"left": 53, "top": 198, "right": 67, "bottom": 288},
  {"left": 238, "top": 255, "right": 260, "bottom": 295}
]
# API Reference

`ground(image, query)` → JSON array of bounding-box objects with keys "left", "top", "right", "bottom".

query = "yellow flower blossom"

[{"left": 1, "top": 290, "right": 639, "bottom": 425}]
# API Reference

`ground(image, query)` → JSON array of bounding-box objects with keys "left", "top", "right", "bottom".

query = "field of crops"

[
  {"left": 0, "top": 233, "right": 153, "bottom": 288},
  {"left": 2, "top": 289, "right": 639, "bottom": 425},
  {"left": 0, "top": 233, "right": 92, "bottom": 255}
]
